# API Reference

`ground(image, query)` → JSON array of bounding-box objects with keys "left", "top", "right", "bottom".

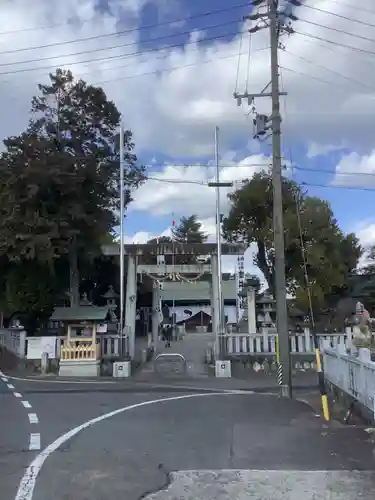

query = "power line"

[
  {"left": 294, "top": 30, "right": 375, "bottom": 57},
  {"left": 144, "top": 162, "right": 375, "bottom": 179},
  {"left": 288, "top": 33, "right": 375, "bottom": 70},
  {"left": 146, "top": 175, "right": 375, "bottom": 192},
  {"left": 300, "top": 181, "right": 375, "bottom": 192},
  {"left": 0, "top": 45, "right": 269, "bottom": 104},
  {"left": 0, "top": 20, "right": 238, "bottom": 70},
  {"left": 0, "top": 25, "right": 242, "bottom": 79},
  {"left": 298, "top": 18, "right": 375, "bottom": 45},
  {"left": 279, "top": 65, "right": 350, "bottom": 88},
  {"left": 281, "top": 49, "right": 375, "bottom": 91},
  {"left": 147, "top": 177, "right": 207, "bottom": 186},
  {"left": 90, "top": 46, "right": 268, "bottom": 87},
  {"left": 303, "top": 0, "right": 375, "bottom": 17},
  {"left": 0, "top": 2, "right": 249, "bottom": 52},
  {"left": 300, "top": 3, "right": 375, "bottom": 29},
  {"left": 292, "top": 165, "right": 375, "bottom": 178}
]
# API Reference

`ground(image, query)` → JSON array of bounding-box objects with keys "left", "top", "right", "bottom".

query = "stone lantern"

[{"left": 102, "top": 286, "right": 119, "bottom": 320}]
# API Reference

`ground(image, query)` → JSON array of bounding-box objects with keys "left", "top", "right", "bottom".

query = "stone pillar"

[
  {"left": 247, "top": 286, "right": 256, "bottom": 333},
  {"left": 152, "top": 283, "right": 160, "bottom": 347},
  {"left": 125, "top": 255, "right": 137, "bottom": 359}
]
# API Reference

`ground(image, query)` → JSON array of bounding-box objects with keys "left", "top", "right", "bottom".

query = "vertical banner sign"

[{"left": 236, "top": 255, "right": 245, "bottom": 322}]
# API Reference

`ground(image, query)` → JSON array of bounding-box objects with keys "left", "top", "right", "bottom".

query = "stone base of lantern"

[{"left": 59, "top": 359, "right": 101, "bottom": 377}]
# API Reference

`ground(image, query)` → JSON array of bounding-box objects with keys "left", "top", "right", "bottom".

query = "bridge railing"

[{"left": 323, "top": 341, "right": 375, "bottom": 418}]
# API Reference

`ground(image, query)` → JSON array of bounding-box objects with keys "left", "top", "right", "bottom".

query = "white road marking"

[
  {"left": 28, "top": 433, "right": 41, "bottom": 451},
  {"left": 15, "top": 392, "right": 241, "bottom": 500},
  {"left": 7, "top": 375, "right": 116, "bottom": 384},
  {"left": 28, "top": 413, "right": 39, "bottom": 425},
  {"left": 21, "top": 401, "right": 32, "bottom": 409},
  {"left": 1, "top": 376, "right": 8, "bottom": 382},
  {"left": 13, "top": 392, "right": 22, "bottom": 398},
  {"left": 7, "top": 383, "right": 15, "bottom": 389},
  {"left": 3, "top": 374, "right": 254, "bottom": 395}
]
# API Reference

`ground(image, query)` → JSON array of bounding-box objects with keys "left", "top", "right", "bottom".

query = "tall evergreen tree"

[
  {"left": 172, "top": 215, "right": 208, "bottom": 243},
  {"left": 0, "top": 68, "right": 145, "bottom": 309}
]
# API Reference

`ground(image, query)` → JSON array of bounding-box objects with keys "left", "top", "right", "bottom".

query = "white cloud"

[
  {"left": 306, "top": 141, "right": 346, "bottom": 159},
  {"left": 352, "top": 221, "right": 375, "bottom": 268},
  {"left": 333, "top": 150, "right": 375, "bottom": 187},
  {"left": 355, "top": 221, "right": 375, "bottom": 249},
  {"left": 130, "top": 154, "right": 271, "bottom": 217},
  {"left": 0, "top": 0, "right": 375, "bottom": 157}
]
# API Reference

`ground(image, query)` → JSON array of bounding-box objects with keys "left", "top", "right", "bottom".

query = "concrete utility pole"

[
  {"left": 234, "top": 0, "right": 291, "bottom": 397},
  {"left": 208, "top": 127, "right": 233, "bottom": 359},
  {"left": 119, "top": 124, "right": 125, "bottom": 355}
]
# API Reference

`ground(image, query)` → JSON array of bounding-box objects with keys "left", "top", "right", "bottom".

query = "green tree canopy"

[
  {"left": 0, "top": 68, "right": 145, "bottom": 320},
  {"left": 222, "top": 172, "right": 362, "bottom": 313},
  {"left": 147, "top": 236, "right": 172, "bottom": 245},
  {"left": 0, "top": 69, "right": 144, "bottom": 264},
  {"left": 172, "top": 215, "right": 208, "bottom": 243}
]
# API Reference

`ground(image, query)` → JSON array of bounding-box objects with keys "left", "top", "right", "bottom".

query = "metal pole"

[
  {"left": 269, "top": 0, "right": 291, "bottom": 397},
  {"left": 214, "top": 126, "right": 225, "bottom": 357},
  {"left": 119, "top": 124, "right": 125, "bottom": 356}
]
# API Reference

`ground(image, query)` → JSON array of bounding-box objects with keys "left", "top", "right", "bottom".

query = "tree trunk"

[
  {"left": 256, "top": 241, "right": 275, "bottom": 295},
  {"left": 69, "top": 241, "right": 80, "bottom": 308}
]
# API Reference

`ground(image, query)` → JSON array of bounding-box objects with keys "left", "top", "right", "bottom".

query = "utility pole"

[
  {"left": 234, "top": 0, "right": 292, "bottom": 397},
  {"left": 119, "top": 124, "right": 125, "bottom": 357},
  {"left": 208, "top": 127, "right": 233, "bottom": 359}
]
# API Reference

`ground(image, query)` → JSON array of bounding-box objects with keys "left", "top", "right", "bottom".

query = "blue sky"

[{"left": 113, "top": 0, "right": 375, "bottom": 249}]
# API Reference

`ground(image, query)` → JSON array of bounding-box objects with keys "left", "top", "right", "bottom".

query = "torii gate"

[{"left": 101, "top": 242, "right": 246, "bottom": 359}]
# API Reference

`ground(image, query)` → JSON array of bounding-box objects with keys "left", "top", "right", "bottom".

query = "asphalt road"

[{"left": 1, "top": 375, "right": 375, "bottom": 500}]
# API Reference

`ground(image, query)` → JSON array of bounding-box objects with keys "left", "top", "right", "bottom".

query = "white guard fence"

[
  {"left": 0, "top": 328, "right": 125, "bottom": 360},
  {"left": 323, "top": 341, "right": 375, "bottom": 418},
  {"left": 222, "top": 327, "right": 363, "bottom": 356},
  {"left": 0, "top": 326, "right": 371, "bottom": 361}
]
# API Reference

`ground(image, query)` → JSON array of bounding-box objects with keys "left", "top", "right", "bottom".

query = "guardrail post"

[
  {"left": 19, "top": 330, "right": 27, "bottom": 358},
  {"left": 41, "top": 352, "right": 49, "bottom": 375},
  {"left": 304, "top": 327, "right": 311, "bottom": 353}
]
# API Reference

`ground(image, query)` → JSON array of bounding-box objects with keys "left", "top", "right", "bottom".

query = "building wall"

[{"left": 160, "top": 280, "right": 237, "bottom": 302}]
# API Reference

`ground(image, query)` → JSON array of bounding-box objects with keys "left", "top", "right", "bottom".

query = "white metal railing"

[
  {"left": 221, "top": 329, "right": 360, "bottom": 356},
  {"left": 323, "top": 342, "right": 375, "bottom": 417},
  {"left": 0, "top": 328, "right": 27, "bottom": 358}
]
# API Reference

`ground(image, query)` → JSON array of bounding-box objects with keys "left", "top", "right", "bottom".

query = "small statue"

[{"left": 353, "top": 302, "right": 372, "bottom": 349}]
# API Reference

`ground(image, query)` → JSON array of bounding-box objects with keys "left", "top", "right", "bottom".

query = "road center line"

[
  {"left": 21, "top": 401, "right": 32, "bottom": 409},
  {"left": 29, "top": 433, "right": 41, "bottom": 451},
  {"left": 15, "top": 391, "right": 242, "bottom": 500},
  {"left": 28, "top": 413, "right": 39, "bottom": 424}
]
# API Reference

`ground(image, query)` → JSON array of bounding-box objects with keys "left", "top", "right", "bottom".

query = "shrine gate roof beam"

[{"left": 101, "top": 242, "right": 246, "bottom": 257}]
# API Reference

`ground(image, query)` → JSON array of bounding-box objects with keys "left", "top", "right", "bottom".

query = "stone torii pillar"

[
  {"left": 125, "top": 254, "right": 137, "bottom": 359},
  {"left": 152, "top": 281, "right": 161, "bottom": 347},
  {"left": 211, "top": 253, "right": 220, "bottom": 354}
]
